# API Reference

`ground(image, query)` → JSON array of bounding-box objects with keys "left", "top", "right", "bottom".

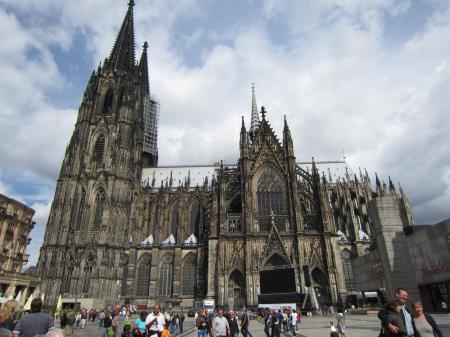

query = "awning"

[{"left": 363, "top": 291, "right": 379, "bottom": 298}]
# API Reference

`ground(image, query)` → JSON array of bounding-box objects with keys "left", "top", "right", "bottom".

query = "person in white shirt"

[
  {"left": 146, "top": 304, "right": 166, "bottom": 337},
  {"left": 290, "top": 310, "right": 298, "bottom": 335},
  {"left": 212, "top": 309, "right": 229, "bottom": 337}
]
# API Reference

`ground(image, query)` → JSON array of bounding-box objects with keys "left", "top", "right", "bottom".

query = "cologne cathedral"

[{"left": 37, "top": 2, "right": 415, "bottom": 309}]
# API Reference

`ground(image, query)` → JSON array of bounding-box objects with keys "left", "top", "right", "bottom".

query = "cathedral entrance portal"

[
  {"left": 260, "top": 254, "right": 296, "bottom": 294},
  {"left": 229, "top": 270, "right": 246, "bottom": 310},
  {"left": 311, "top": 267, "right": 331, "bottom": 305}
]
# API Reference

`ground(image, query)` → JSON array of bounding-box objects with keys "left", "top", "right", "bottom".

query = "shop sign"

[{"left": 422, "top": 264, "right": 450, "bottom": 277}]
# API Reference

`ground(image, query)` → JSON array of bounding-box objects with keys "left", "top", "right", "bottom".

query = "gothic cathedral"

[{"left": 38, "top": 2, "right": 415, "bottom": 309}]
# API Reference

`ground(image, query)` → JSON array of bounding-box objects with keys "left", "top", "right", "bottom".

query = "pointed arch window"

[
  {"left": 136, "top": 254, "right": 151, "bottom": 296},
  {"left": 74, "top": 190, "right": 86, "bottom": 230},
  {"left": 159, "top": 257, "right": 173, "bottom": 296},
  {"left": 341, "top": 249, "right": 355, "bottom": 291},
  {"left": 94, "top": 135, "right": 105, "bottom": 167},
  {"left": 102, "top": 88, "right": 114, "bottom": 114},
  {"left": 93, "top": 189, "right": 106, "bottom": 229},
  {"left": 182, "top": 255, "right": 196, "bottom": 296},
  {"left": 190, "top": 199, "right": 200, "bottom": 234},
  {"left": 256, "top": 169, "right": 287, "bottom": 231},
  {"left": 82, "top": 256, "right": 94, "bottom": 293}
]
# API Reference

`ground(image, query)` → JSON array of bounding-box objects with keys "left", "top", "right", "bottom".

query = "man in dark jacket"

[
  {"left": 378, "top": 288, "right": 414, "bottom": 337},
  {"left": 13, "top": 298, "right": 54, "bottom": 337}
]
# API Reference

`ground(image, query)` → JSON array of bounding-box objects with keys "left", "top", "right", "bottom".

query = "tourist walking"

[
  {"left": 336, "top": 309, "right": 346, "bottom": 337},
  {"left": 227, "top": 311, "right": 239, "bottom": 337},
  {"left": 179, "top": 312, "right": 185, "bottom": 333},
  {"left": 80, "top": 310, "right": 87, "bottom": 329},
  {"left": 133, "top": 311, "right": 147, "bottom": 337},
  {"left": 99, "top": 310, "right": 106, "bottom": 327},
  {"left": 64, "top": 311, "right": 75, "bottom": 336},
  {"left": 196, "top": 310, "right": 208, "bottom": 337},
  {"left": 412, "top": 300, "right": 443, "bottom": 337},
  {"left": 12, "top": 298, "right": 53, "bottom": 337},
  {"left": 212, "top": 309, "right": 229, "bottom": 337},
  {"left": 75, "top": 311, "right": 81, "bottom": 328},
  {"left": 60, "top": 312, "right": 67, "bottom": 329},
  {"left": 263, "top": 311, "right": 271, "bottom": 337},
  {"left": 102, "top": 312, "right": 113, "bottom": 337},
  {"left": 170, "top": 312, "right": 179, "bottom": 336},
  {"left": 281, "top": 311, "right": 288, "bottom": 332},
  {"left": 112, "top": 311, "right": 120, "bottom": 337},
  {"left": 240, "top": 309, "right": 253, "bottom": 337},
  {"left": 0, "top": 299, "right": 18, "bottom": 335},
  {"left": 269, "top": 311, "right": 280, "bottom": 337},
  {"left": 146, "top": 304, "right": 165, "bottom": 337},
  {"left": 378, "top": 288, "right": 414, "bottom": 337},
  {"left": 290, "top": 310, "right": 298, "bottom": 336},
  {"left": 440, "top": 301, "right": 448, "bottom": 314},
  {"left": 205, "top": 310, "right": 213, "bottom": 337},
  {"left": 379, "top": 302, "right": 407, "bottom": 337}
]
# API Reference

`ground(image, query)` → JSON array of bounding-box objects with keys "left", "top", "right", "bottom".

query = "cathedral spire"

[
  {"left": 283, "top": 115, "right": 294, "bottom": 155},
  {"left": 139, "top": 41, "right": 150, "bottom": 94},
  {"left": 249, "top": 83, "right": 260, "bottom": 136},
  {"left": 107, "top": 0, "right": 136, "bottom": 72}
]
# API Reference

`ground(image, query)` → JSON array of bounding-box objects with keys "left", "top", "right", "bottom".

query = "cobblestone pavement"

[{"left": 57, "top": 314, "right": 450, "bottom": 337}]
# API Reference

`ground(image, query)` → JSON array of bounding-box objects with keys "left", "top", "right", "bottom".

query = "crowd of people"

[
  {"left": 0, "top": 289, "right": 446, "bottom": 337},
  {"left": 193, "top": 308, "right": 253, "bottom": 337}
]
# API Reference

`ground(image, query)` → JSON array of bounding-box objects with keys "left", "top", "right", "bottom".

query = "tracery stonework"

[{"left": 37, "top": 2, "right": 415, "bottom": 309}]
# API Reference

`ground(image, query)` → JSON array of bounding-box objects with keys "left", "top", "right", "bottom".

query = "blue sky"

[{"left": 1, "top": 0, "right": 450, "bottom": 267}]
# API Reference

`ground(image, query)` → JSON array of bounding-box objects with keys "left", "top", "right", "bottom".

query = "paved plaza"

[{"left": 61, "top": 313, "right": 450, "bottom": 337}]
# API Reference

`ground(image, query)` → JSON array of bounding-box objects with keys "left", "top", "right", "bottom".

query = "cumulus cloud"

[{"left": 1, "top": 0, "right": 450, "bottom": 266}]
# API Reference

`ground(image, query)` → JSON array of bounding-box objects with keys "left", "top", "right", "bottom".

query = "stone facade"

[
  {"left": 0, "top": 193, "right": 34, "bottom": 273},
  {"left": 0, "top": 193, "right": 40, "bottom": 305},
  {"left": 406, "top": 219, "right": 450, "bottom": 311},
  {"left": 37, "top": 2, "right": 415, "bottom": 309}
]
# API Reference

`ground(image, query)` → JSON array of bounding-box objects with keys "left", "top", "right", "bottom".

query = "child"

[
  {"left": 330, "top": 322, "right": 339, "bottom": 337},
  {"left": 161, "top": 323, "right": 171, "bottom": 337}
]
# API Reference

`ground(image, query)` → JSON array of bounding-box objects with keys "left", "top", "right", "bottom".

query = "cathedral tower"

[{"left": 38, "top": 1, "right": 151, "bottom": 306}]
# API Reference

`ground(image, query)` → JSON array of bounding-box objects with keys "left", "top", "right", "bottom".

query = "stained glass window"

[
  {"left": 94, "top": 135, "right": 105, "bottom": 167},
  {"left": 190, "top": 199, "right": 200, "bottom": 234},
  {"left": 341, "top": 249, "right": 355, "bottom": 291},
  {"left": 159, "top": 257, "right": 173, "bottom": 296},
  {"left": 256, "top": 169, "right": 287, "bottom": 231},
  {"left": 102, "top": 88, "right": 114, "bottom": 114},
  {"left": 93, "top": 190, "right": 105, "bottom": 229},
  {"left": 136, "top": 254, "right": 151, "bottom": 296},
  {"left": 182, "top": 255, "right": 196, "bottom": 296}
]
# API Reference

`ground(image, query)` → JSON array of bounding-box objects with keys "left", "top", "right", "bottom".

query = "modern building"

[
  {"left": 37, "top": 2, "right": 416, "bottom": 310},
  {"left": 0, "top": 193, "right": 40, "bottom": 304},
  {"left": 142, "top": 93, "right": 159, "bottom": 168}
]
